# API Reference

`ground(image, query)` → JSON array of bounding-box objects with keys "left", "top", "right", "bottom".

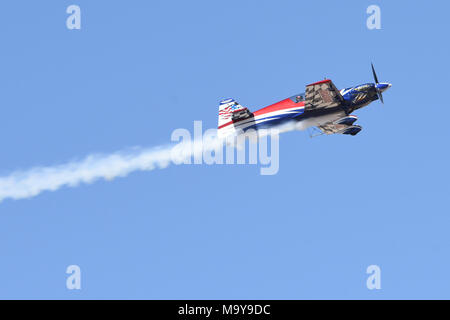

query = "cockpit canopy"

[{"left": 289, "top": 93, "right": 305, "bottom": 103}]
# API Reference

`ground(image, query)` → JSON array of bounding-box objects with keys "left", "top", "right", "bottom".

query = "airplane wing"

[
  {"left": 304, "top": 79, "right": 344, "bottom": 110},
  {"left": 317, "top": 115, "right": 362, "bottom": 136}
]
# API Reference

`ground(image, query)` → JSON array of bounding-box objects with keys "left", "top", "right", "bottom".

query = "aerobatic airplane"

[{"left": 217, "top": 64, "right": 391, "bottom": 138}]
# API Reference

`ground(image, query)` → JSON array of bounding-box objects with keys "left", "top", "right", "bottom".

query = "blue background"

[{"left": 0, "top": 0, "right": 449, "bottom": 299}]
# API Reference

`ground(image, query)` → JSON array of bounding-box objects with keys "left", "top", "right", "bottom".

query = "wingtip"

[{"left": 306, "top": 79, "right": 332, "bottom": 87}]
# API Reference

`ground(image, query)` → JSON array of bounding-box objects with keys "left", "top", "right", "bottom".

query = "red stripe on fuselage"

[{"left": 253, "top": 98, "right": 303, "bottom": 116}]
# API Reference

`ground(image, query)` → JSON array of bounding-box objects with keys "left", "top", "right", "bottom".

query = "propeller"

[{"left": 371, "top": 63, "right": 384, "bottom": 104}]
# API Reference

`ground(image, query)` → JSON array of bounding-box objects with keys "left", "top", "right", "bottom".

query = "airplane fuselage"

[{"left": 218, "top": 81, "right": 391, "bottom": 137}]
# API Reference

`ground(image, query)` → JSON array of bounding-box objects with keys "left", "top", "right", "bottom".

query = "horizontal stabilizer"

[{"left": 217, "top": 98, "right": 254, "bottom": 138}]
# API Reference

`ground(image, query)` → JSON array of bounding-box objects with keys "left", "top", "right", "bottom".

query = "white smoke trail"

[
  {"left": 0, "top": 138, "right": 214, "bottom": 203},
  {"left": 0, "top": 122, "right": 302, "bottom": 203}
]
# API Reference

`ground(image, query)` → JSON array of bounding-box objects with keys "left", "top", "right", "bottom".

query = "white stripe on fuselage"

[
  {"left": 219, "top": 105, "right": 346, "bottom": 137},
  {"left": 238, "top": 108, "right": 345, "bottom": 132}
]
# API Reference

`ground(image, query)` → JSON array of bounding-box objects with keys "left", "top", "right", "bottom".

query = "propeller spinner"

[{"left": 371, "top": 63, "right": 391, "bottom": 104}]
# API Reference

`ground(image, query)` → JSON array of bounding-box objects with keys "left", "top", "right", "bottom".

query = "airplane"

[{"left": 217, "top": 64, "right": 391, "bottom": 138}]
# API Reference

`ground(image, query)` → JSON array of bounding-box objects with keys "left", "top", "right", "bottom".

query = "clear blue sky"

[{"left": 0, "top": 0, "right": 449, "bottom": 299}]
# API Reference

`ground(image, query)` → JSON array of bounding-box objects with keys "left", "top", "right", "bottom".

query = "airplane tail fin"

[{"left": 217, "top": 98, "right": 245, "bottom": 138}]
